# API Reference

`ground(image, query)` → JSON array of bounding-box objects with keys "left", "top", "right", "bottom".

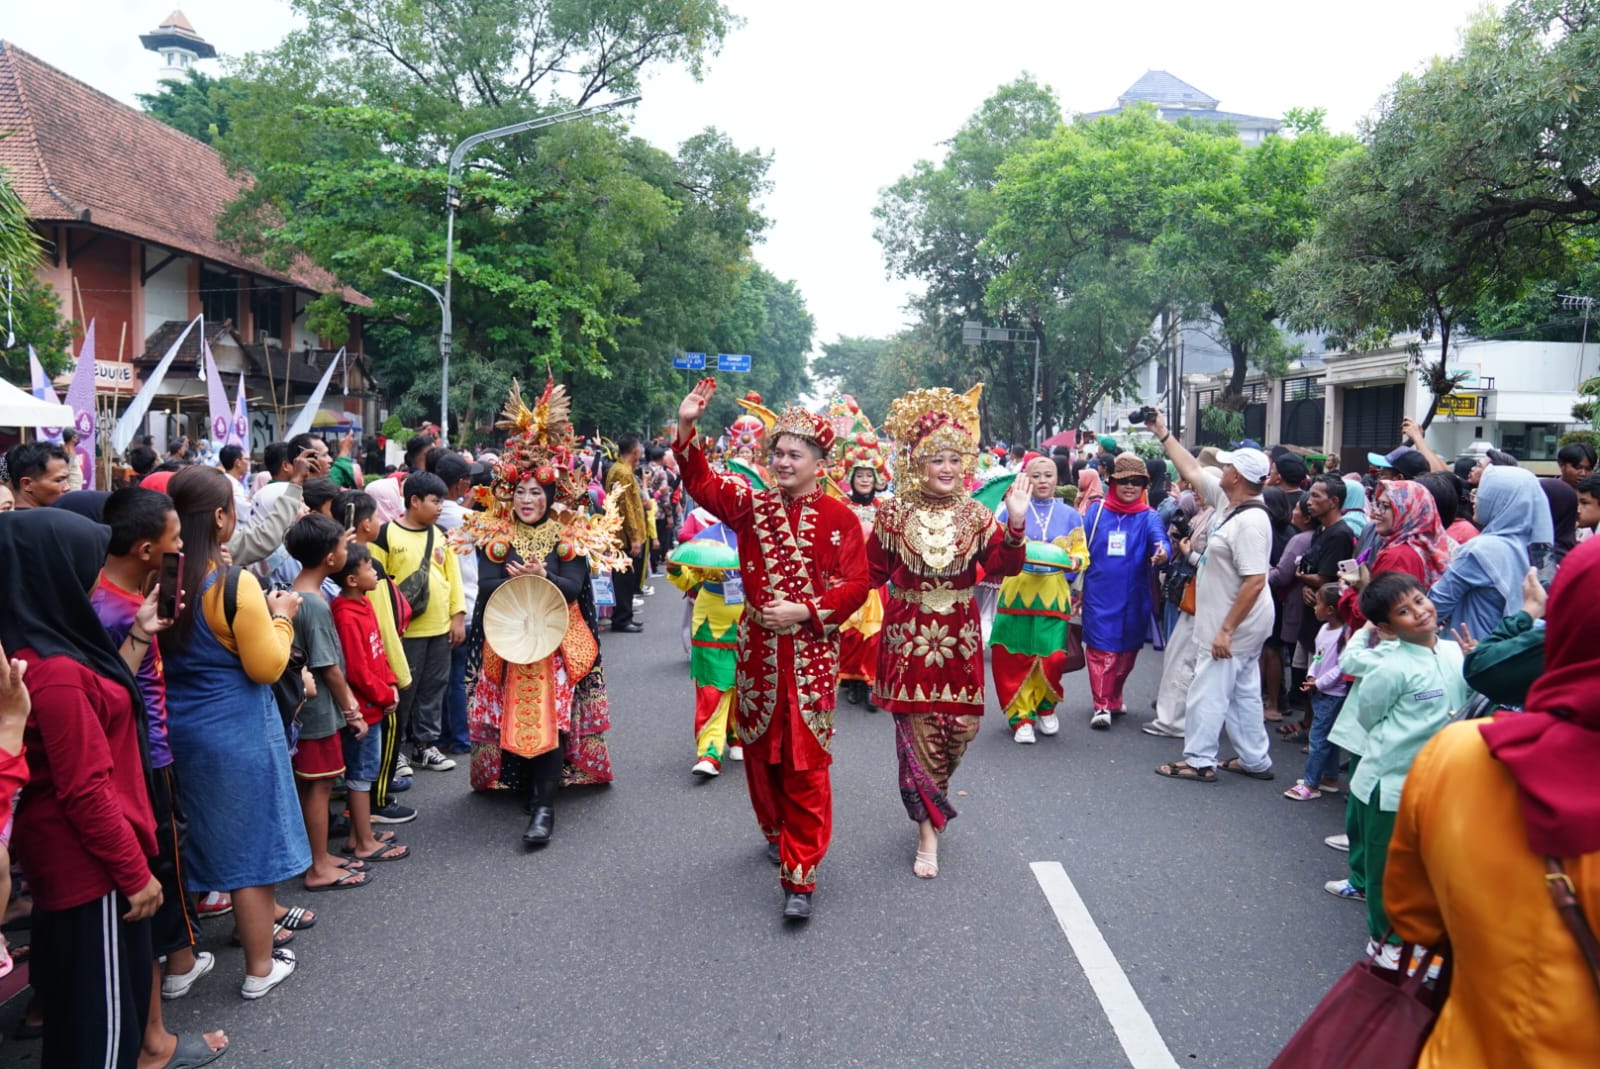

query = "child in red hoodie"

[{"left": 331, "top": 543, "right": 408, "bottom": 862}]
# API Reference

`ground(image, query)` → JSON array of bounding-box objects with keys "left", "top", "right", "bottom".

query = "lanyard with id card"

[
  {"left": 592, "top": 571, "right": 615, "bottom": 607},
  {"left": 1107, "top": 529, "right": 1128, "bottom": 557},
  {"left": 721, "top": 574, "right": 745, "bottom": 605}
]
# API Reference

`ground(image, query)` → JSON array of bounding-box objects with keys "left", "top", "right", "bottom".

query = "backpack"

[
  {"left": 375, "top": 522, "right": 434, "bottom": 618},
  {"left": 222, "top": 566, "right": 307, "bottom": 731}
]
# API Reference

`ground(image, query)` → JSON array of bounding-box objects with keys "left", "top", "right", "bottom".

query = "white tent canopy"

[{"left": 0, "top": 376, "right": 75, "bottom": 428}]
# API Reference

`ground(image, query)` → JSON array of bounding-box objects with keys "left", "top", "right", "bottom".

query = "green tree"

[
  {"left": 0, "top": 168, "right": 71, "bottom": 378},
  {"left": 1276, "top": 0, "right": 1589, "bottom": 429},
  {"left": 136, "top": 69, "right": 251, "bottom": 144},
  {"left": 204, "top": 0, "right": 781, "bottom": 440},
  {"left": 874, "top": 75, "right": 1062, "bottom": 443}
]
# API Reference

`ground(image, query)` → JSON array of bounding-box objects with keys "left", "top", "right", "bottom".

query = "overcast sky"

[{"left": 9, "top": 0, "right": 1497, "bottom": 354}]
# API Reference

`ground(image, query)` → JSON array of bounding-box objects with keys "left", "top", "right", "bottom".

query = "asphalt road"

[{"left": 0, "top": 592, "right": 1367, "bottom": 1069}]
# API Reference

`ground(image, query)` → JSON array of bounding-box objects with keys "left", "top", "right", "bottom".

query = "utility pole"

[{"left": 963, "top": 320, "right": 1043, "bottom": 443}]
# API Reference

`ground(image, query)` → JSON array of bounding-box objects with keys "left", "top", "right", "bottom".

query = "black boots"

[{"left": 522, "top": 779, "right": 557, "bottom": 846}]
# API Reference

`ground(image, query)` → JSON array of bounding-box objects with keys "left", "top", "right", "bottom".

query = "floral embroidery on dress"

[{"left": 912, "top": 620, "right": 959, "bottom": 668}]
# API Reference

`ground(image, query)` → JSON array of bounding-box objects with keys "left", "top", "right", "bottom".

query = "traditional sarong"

[
  {"left": 1086, "top": 647, "right": 1139, "bottom": 711},
  {"left": 894, "top": 712, "right": 979, "bottom": 829}
]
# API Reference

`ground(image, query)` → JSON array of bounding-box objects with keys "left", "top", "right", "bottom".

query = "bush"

[{"left": 1557, "top": 429, "right": 1600, "bottom": 452}]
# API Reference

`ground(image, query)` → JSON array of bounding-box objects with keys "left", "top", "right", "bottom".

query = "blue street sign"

[
  {"left": 673, "top": 352, "right": 707, "bottom": 370},
  {"left": 717, "top": 353, "right": 752, "bottom": 373}
]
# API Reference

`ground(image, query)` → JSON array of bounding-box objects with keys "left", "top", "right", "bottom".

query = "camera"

[
  {"left": 1127, "top": 406, "right": 1158, "bottom": 425},
  {"left": 1170, "top": 514, "right": 1193, "bottom": 541}
]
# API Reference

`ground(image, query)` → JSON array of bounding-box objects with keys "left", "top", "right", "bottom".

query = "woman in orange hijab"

[{"left": 1385, "top": 537, "right": 1600, "bottom": 1067}]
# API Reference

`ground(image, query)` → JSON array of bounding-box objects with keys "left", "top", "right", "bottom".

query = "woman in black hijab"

[{"left": 0, "top": 508, "right": 163, "bottom": 1069}]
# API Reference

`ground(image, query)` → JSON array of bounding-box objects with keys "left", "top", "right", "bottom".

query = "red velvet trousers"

[{"left": 744, "top": 757, "right": 831, "bottom": 894}]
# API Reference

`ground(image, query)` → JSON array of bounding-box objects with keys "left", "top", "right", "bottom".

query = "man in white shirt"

[
  {"left": 220, "top": 444, "right": 254, "bottom": 525},
  {"left": 1145, "top": 412, "right": 1276, "bottom": 783}
]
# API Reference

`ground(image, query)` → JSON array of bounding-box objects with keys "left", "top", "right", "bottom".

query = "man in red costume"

[{"left": 674, "top": 379, "right": 871, "bottom": 921}]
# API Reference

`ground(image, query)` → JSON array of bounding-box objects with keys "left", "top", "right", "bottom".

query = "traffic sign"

[
  {"left": 717, "top": 353, "right": 752, "bottom": 373},
  {"left": 673, "top": 352, "right": 707, "bottom": 370}
]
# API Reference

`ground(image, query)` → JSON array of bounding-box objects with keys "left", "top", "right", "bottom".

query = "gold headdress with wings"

[{"left": 883, "top": 384, "right": 984, "bottom": 474}]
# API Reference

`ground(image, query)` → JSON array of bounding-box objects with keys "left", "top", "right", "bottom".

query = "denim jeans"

[
  {"left": 1302, "top": 689, "right": 1345, "bottom": 787},
  {"left": 441, "top": 642, "right": 471, "bottom": 752}
]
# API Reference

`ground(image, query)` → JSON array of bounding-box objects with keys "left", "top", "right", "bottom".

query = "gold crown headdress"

[{"left": 884, "top": 384, "right": 984, "bottom": 473}]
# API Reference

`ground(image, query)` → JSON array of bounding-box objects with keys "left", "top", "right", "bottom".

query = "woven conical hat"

[{"left": 482, "top": 575, "right": 569, "bottom": 665}]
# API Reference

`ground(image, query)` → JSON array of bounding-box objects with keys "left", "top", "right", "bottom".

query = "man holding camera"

[{"left": 1142, "top": 412, "right": 1277, "bottom": 784}]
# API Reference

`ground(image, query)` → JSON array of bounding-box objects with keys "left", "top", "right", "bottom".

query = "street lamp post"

[
  {"left": 430, "top": 96, "right": 640, "bottom": 444},
  {"left": 962, "top": 320, "right": 1043, "bottom": 442}
]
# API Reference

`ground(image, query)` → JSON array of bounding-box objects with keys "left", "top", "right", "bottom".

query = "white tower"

[{"left": 139, "top": 10, "right": 216, "bottom": 78}]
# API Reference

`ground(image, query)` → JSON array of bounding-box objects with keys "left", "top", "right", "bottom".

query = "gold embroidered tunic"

[{"left": 869, "top": 490, "right": 1025, "bottom": 715}]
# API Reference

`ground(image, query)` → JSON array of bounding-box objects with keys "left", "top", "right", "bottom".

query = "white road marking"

[{"left": 1031, "top": 861, "right": 1180, "bottom": 1069}]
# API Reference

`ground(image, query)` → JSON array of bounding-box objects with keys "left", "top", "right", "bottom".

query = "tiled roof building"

[{"left": 0, "top": 40, "right": 376, "bottom": 446}]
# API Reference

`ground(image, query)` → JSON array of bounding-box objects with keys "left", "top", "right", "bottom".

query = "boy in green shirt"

[{"left": 1341, "top": 572, "right": 1470, "bottom": 955}]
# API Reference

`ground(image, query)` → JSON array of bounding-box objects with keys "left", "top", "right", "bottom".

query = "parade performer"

[
  {"left": 673, "top": 378, "right": 871, "bottom": 922},
  {"left": 454, "top": 380, "right": 627, "bottom": 844},
  {"left": 1079, "top": 452, "right": 1170, "bottom": 729},
  {"left": 665, "top": 524, "right": 745, "bottom": 778},
  {"left": 873, "top": 386, "right": 1029, "bottom": 879},
  {"left": 990, "top": 453, "right": 1088, "bottom": 745},
  {"left": 725, "top": 391, "right": 775, "bottom": 484},
  {"left": 833, "top": 427, "right": 891, "bottom": 709}
]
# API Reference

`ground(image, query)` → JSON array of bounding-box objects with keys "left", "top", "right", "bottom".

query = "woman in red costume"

[{"left": 872, "top": 386, "right": 1029, "bottom": 879}]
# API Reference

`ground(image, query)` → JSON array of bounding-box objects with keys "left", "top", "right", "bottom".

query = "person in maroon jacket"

[{"left": 0, "top": 508, "right": 169, "bottom": 1069}]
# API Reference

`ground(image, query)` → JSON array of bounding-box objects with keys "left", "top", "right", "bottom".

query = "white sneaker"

[
  {"left": 239, "top": 948, "right": 296, "bottom": 1000},
  {"left": 1090, "top": 710, "right": 1112, "bottom": 730},
  {"left": 394, "top": 753, "right": 414, "bottom": 778},
  {"left": 413, "top": 746, "right": 457, "bottom": 772},
  {"left": 1038, "top": 713, "right": 1060, "bottom": 736},
  {"left": 161, "top": 951, "right": 215, "bottom": 1000},
  {"left": 728, "top": 745, "right": 744, "bottom": 762},
  {"left": 691, "top": 759, "right": 720, "bottom": 778},
  {"left": 1324, "top": 833, "right": 1350, "bottom": 853},
  {"left": 1014, "top": 723, "right": 1038, "bottom": 744}
]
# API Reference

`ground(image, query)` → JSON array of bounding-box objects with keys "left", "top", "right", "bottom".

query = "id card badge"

[
  {"left": 722, "top": 575, "right": 745, "bottom": 605},
  {"left": 1107, "top": 531, "right": 1128, "bottom": 557},
  {"left": 592, "top": 571, "right": 615, "bottom": 607}
]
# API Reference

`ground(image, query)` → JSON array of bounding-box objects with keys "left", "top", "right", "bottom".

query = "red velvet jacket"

[{"left": 676, "top": 439, "right": 871, "bottom": 770}]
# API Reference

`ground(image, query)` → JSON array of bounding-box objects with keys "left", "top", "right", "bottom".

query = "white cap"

[{"left": 1214, "top": 447, "right": 1271, "bottom": 484}]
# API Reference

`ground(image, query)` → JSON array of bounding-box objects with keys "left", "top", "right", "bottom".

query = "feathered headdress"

[
  {"left": 451, "top": 377, "right": 630, "bottom": 572},
  {"left": 884, "top": 384, "right": 984, "bottom": 474}
]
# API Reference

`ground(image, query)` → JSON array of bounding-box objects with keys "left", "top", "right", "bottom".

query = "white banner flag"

[
  {"left": 113, "top": 314, "right": 202, "bottom": 453},
  {"left": 285, "top": 346, "right": 345, "bottom": 438}
]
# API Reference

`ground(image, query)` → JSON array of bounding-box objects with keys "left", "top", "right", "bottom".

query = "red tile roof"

[{"left": 0, "top": 41, "right": 366, "bottom": 305}]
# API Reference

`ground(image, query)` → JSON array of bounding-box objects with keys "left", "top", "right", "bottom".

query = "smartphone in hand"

[{"left": 157, "top": 551, "right": 185, "bottom": 620}]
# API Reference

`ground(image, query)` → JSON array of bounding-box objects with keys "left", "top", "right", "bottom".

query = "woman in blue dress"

[
  {"left": 1079, "top": 452, "right": 1170, "bottom": 729},
  {"left": 164, "top": 467, "right": 311, "bottom": 1000}
]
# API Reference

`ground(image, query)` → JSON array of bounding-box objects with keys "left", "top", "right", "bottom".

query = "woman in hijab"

[
  {"left": 1386, "top": 536, "right": 1600, "bottom": 1068},
  {"left": 1339, "top": 477, "right": 1369, "bottom": 537},
  {"left": 0, "top": 509, "right": 163, "bottom": 1069},
  {"left": 1144, "top": 456, "right": 1169, "bottom": 511},
  {"left": 1429, "top": 465, "right": 1546, "bottom": 642},
  {"left": 1077, "top": 466, "right": 1105, "bottom": 511},
  {"left": 1079, "top": 453, "right": 1170, "bottom": 729}
]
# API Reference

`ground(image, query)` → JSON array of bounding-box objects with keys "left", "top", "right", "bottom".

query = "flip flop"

[
  {"left": 162, "top": 1032, "right": 228, "bottom": 1069},
  {"left": 1155, "top": 760, "right": 1217, "bottom": 783},
  {"left": 1220, "top": 757, "right": 1276, "bottom": 781},
  {"left": 274, "top": 906, "right": 316, "bottom": 931},
  {"left": 303, "top": 870, "right": 373, "bottom": 892},
  {"left": 343, "top": 841, "right": 410, "bottom": 863},
  {"left": 229, "top": 924, "right": 294, "bottom": 949}
]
